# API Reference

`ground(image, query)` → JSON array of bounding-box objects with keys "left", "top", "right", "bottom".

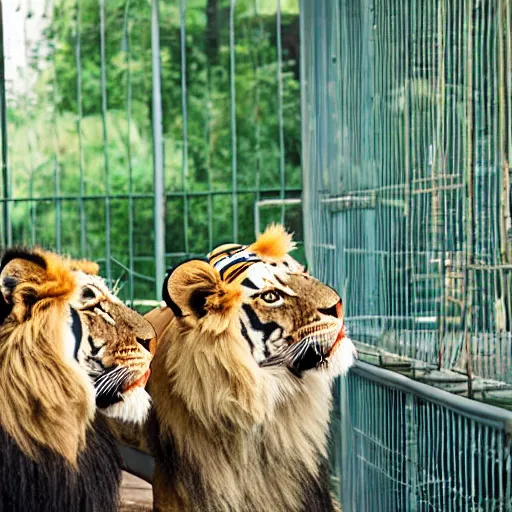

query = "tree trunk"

[{"left": 205, "top": 0, "right": 219, "bottom": 66}]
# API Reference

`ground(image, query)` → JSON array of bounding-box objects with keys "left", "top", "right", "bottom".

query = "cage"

[{"left": 2, "top": 0, "right": 512, "bottom": 510}]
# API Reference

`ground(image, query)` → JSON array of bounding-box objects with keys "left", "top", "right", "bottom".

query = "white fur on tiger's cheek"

[
  {"left": 100, "top": 387, "right": 151, "bottom": 424},
  {"left": 323, "top": 337, "right": 357, "bottom": 377}
]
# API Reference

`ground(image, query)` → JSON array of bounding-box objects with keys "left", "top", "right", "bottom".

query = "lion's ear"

[
  {"left": 0, "top": 249, "right": 76, "bottom": 322},
  {"left": 163, "top": 260, "right": 241, "bottom": 323},
  {"left": 0, "top": 249, "right": 48, "bottom": 305},
  {"left": 0, "top": 250, "right": 49, "bottom": 322}
]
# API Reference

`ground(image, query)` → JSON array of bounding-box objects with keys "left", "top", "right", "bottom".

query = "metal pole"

[
  {"left": 123, "top": 0, "right": 134, "bottom": 305},
  {"left": 151, "top": 0, "right": 165, "bottom": 299},
  {"left": 463, "top": 0, "right": 475, "bottom": 398},
  {"left": 76, "top": 0, "right": 87, "bottom": 256},
  {"left": 229, "top": 0, "right": 238, "bottom": 243},
  {"left": 299, "top": 0, "right": 306, "bottom": 257},
  {"left": 276, "top": 0, "right": 285, "bottom": 226},
  {"left": 0, "top": 0, "right": 10, "bottom": 247},
  {"left": 180, "top": 0, "right": 189, "bottom": 257},
  {"left": 99, "top": 0, "right": 111, "bottom": 284}
]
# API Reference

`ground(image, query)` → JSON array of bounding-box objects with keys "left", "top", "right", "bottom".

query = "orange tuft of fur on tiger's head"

[
  {"left": 148, "top": 225, "right": 355, "bottom": 511},
  {"left": 0, "top": 247, "right": 155, "bottom": 465}
]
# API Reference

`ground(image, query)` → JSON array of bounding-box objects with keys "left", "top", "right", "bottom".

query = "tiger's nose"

[{"left": 318, "top": 299, "right": 343, "bottom": 319}]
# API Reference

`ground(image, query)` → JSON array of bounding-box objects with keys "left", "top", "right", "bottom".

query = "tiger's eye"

[{"left": 261, "top": 291, "right": 280, "bottom": 304}]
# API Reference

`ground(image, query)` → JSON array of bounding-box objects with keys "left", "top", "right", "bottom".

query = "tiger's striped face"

[
  {"left": 207, "top": 243, "right": 354, "bottom": 376},
  {"left": 68, "top": 271, "right": 154, "bottom": 423}
]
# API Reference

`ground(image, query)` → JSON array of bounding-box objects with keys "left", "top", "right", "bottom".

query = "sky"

[{"left": 3, "top": 0, "right": 48, "bottom": 94}]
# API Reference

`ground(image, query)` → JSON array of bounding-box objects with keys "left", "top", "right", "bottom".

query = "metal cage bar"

[
  {"left": 151, "top": 0, "right": 165, "bottom": 299},
  {"left": 302, "top": 0, "right": 512, "bottom": 390},
  {"left": 302, "top": 0, "right": 512, "bottom": 509}
]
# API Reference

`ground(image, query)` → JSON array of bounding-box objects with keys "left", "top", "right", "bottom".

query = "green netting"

[
  {"left": 302, "top": 0, "right": 512, "bottom": 389},
  {"left": 0, "top": 0, "right": 302, "bottom": 308}
]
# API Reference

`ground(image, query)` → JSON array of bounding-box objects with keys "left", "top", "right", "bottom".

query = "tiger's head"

[
  {"left": 164, "top": 224, "right": 355, "bottom": 377},
  {"left": 152, "top": 225, "right": 356, "bottom": 431},
  {"left": 0, "top": 248, "right": 154, "bottom": 464}
]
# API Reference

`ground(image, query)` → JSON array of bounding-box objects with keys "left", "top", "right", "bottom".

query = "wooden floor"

[{"left": 119, "top": 471, "right": 153, "bottom": 512}]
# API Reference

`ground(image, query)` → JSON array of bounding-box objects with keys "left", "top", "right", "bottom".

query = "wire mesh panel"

[
  {"left": 335, "top": 363, "right": 512, "bottom": 512},
  {"left": 302, "top": 1, "right": 512, "bottom": 509},
  {"left": 0, "top": 0, "right": 302, "bottom": 307},
  {"left": 302, "top": 0, "right": 512, "bottom": 388}
]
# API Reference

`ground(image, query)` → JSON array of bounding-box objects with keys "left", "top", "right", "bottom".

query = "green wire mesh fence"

[
  {"left": 0, "top": 0, "right": 302, "bottom": 307},
  {"left": 333, "top": 363, "right": 512, "bottom": 512},
  {"left": 302, "top": 0, "right": 512, "bottom": 394},
  {"left": 4, "top": 1, "right": 512, "bottom": 509},
  {"left": 301, "top": 0, "right": 512, "bottom": 510}
]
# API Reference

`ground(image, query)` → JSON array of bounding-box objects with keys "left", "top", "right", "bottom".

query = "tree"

[{"left": 6, "top": 0, "right": 302, "bottom": 303}]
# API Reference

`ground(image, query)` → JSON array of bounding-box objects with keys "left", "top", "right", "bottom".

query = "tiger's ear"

[{"left": 163, "top": 260, "right": 242, "bottom": 326}]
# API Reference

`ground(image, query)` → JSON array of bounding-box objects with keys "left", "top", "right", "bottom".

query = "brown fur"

[
  {"left": 150, "top": 331, "right": 333, "bottom": 507},
  {"left": 79, "top": 299, "right": 154, "bottom": 371},
  {"left": 68, "top": 259, "right": 100, "bottom": 275},
  {"left": 144, "top": 306, "right": 174, "bottom": 339}
]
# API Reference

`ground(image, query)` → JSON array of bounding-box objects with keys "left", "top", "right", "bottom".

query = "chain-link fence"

[
  {"left": 332, "top": 362, "right": 512, "bottom": 512},
  {"left": 0, "top": 0, "right": 302, "bottom": 307}
]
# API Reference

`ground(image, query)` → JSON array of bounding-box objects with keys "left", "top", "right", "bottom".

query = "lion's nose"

[{"left": 318, "top": 299, "right": 343, "bottom": 319}]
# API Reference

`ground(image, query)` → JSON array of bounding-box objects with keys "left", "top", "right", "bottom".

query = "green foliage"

[{"left": 5, "top": 0, "right": 302, "bottom": 303}]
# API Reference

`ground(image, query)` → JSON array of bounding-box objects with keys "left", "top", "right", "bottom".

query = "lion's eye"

[{"left": 260, "top": 290, "right": 280, "bottom": 304}]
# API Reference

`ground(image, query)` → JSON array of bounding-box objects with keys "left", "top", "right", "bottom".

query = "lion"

[
  {"left": 141, "top": 225, "right": 356, "bottom": 511},
  {"left": 0, "top": 247, "right": 155, "bottom": 512}
]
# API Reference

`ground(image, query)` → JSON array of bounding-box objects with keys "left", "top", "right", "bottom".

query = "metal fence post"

[
  {"left": 404, "top": 392, "right": 418, "bottom": 512},
  {"left": 0, "top": 0, "right": 10, "bottom": 247},
  {"left": 151, "top": 0, "right": 165, "bottom": 299},
  {"left": 229, "top": 0, "right": 238, "bottom": 243},
  {"left": 99, "top": 0, "right": 111, "bottom": 284}
]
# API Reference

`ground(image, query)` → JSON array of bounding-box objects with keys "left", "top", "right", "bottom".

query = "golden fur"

[
  {"left": 249, "top": 222, "right": 296, "bottom": 261},
  {"left": 67, "top": 258, "right": 100, "bottom": 275},
  {"left": 0, "top": 248, "right": 154, "bottom": 466},
  {"left": 140, "top": 226, "right": 355, "bottom": 511},
  {"left": 150, "top": 320, "right": 334, "bottom": 510},
  {"left": 0, "top": 250, "right": 92, "bottom": 465}
]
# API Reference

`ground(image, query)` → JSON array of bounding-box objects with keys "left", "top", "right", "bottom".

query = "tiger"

[
  {"left": 142, "top": 224, "right": 356, "bottom": 512},
  {"left": 0, "top": 247, "right": 155, "bottom": 512}
]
